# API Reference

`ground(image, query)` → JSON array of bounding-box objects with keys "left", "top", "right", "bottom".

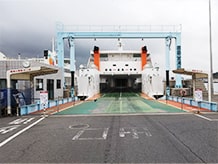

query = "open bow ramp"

[{"left": 56, "top": 93, "right": 184, "bottom": 115}]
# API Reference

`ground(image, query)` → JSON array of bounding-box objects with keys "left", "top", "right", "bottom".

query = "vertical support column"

[
  {"left": 141, "top": 46, "right": 147, "bottom": 70},
  {"left": 165, "top": 37, "right": 171, "bottom": 98},
  {"left": 69, "top": 37, "right": 76, "bottom": 97},
  {"left": 30, "top": 75, "right": 34, "bottom": 104},
  {"left": 175, "top": 35, "right": 182, "bottom": 88},
  {"left": 192, "top": 74, "right": 196, "bottom": 99},
  {"left": 56, "top": 33, "right": 65, "bottom": 90},
  {"left": 6, "top": 71, "right": 11, "bottom": 115},
  {"left": 57, "top": 33, "right": 64, "bottom": 68}
]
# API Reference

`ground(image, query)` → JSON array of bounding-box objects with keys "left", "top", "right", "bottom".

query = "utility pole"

[{"left": 208, "top": 0, "right": 213, "bottom": 102}]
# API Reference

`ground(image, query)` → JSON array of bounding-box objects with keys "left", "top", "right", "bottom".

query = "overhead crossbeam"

[{"left": 57, "top": 31, "right": 180, "bottom": 39}]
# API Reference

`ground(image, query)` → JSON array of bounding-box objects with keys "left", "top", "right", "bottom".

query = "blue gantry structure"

[{"left": 55, "top": 24, "right": 182, "bottom": 97}]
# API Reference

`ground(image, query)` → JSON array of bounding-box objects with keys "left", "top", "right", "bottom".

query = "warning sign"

[
  {"left": 40, "top": 91, "right": 48, "bottom": 107},
  {"left": 194, "top": 89, "right": 203, "bottom": 101}
]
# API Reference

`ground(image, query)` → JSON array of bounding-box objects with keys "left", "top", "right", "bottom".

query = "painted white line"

[
  {"left": 119, "top": 127, "right": 152, "bottom": 139},
  {"left": 72, "top": 128, "right": 109, "bottom": 141},
  {"left": 52, "top": 112, "right": 191, "bottom": 118},
  {"left": 102, "top": 128, "right": 109, "bottom": 140},
  {"left": 23, "top": 117, "right": 35, "bottom": 124},
  {"left": 143, "top": 127, "right": 152, "bottom": 137},
  {"left": 0, "top": 117, "right": 45, "bottom": 148},
  {"left": 132, "top": 128, "right": 139, "bottom": 139},
  {"left": 195, "top": 115, "right": 218, "bottom": 122},
  {"left": 195, "top": 114, "right": 212, "bottom": 121},
  {"left": 72, "top": 130, "right": 85, "bottom": 140},
  {"left": 69, "top": 124, "right": 90, "bottom": 129},
  {"left": 0, "top": 125, "right": 20, "bottom": 135},
  {"left": 120, "top": 100, "right": 123, "bottom": 113},
  {"left": 9, "top": 118, "right": 28, "bottom": 125}
]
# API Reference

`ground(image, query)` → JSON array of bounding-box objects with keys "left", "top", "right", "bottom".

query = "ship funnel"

[
  {"left": 93, "top": 46, "right": 100, "bottom": 70},
  {"left": 141, "top": 46, "right": 147, "bottom": 70}
]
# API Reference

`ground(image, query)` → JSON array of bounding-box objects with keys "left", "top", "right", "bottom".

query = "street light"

[{"left": 208, "top": 0, "right": 213, "bottom": 102}]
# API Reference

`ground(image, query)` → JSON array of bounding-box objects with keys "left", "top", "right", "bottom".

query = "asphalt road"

[{"left": 0, "top": 113, "right": 218, "bottom": 163}]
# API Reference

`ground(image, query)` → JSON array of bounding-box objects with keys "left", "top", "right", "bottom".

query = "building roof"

[
  {"left": 173, "top": 68, "right": 208, "bottom": 79},
  {"left": 9, "top": 65, "right": 59, "bottom": 80}
]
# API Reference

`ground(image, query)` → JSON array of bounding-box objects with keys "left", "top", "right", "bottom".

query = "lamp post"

[{"left": 208, "top": 0, "right": 213, "bottom": 102}]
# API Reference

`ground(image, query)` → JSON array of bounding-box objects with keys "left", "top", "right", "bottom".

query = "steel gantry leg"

[
  {"left": 175, "top": 36, "right": 182, "bottom": 88},
  {"left": 68, "top": 37, "right": 76, "bottom": 97},
  {"left": 165, "top": 37, "right": 171, "bottom": 98},
  {"left": 57, "top": 34, "right": 65, "bottom": 90}
]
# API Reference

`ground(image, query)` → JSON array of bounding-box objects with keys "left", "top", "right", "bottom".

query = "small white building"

[{"left": 0, "top": 51, "right": 70, "bottom": 106}]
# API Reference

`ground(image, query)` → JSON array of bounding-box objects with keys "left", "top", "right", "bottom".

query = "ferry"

[{"left": 76, "top": 41, "right": 164, "bottom": 100}]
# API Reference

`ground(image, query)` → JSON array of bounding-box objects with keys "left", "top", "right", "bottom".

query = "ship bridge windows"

[
  {"left": 100, "top": 53, "right": 108, "bottom": 61},
  {"left": 100, "top": 53, "right": 108, "bottom": 57},
  {"left": 133, "top": 53, "right": 141, "bottom": 58}
]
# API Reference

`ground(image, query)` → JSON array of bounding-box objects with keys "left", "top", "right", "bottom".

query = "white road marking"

[
  {"left": 0, "top": 117, "right": 45, "bottom": 148},
  {"left": 72, "top": 128, "right": 109, "bottom": 140},
  {"left": 23, "top": 118, "right": 35, "bottom": 124},
  {"left": 72, "top": 130, "right": 85, "bottom": 140},
  {"left": 195, "top": 114, "right": 218, "bottom": 121},
  {"left": 132, "top": 128, "right": 139, "bottom": 139},
  {"left": 195, "top": 114, "right": 212, "bottom": 121},
  {"left": 119, "top": 128, "right": 131, "bottom": 138},
  {"left": 52, "top": 112, "right": 191, "bottom": 118},
  {"left": 0, "top": 125, "right": 20, "bottom": 134},
  {"left": 69, "top": 124, "right": 90, "bottom": 129},
  {"left": 9, "top": 118, "right": 28, "bottom": 125},
  {"left": 9, "top": 117, "right": 35, "bottom": 125},
  {"left": 143, "top": 127, "right": 152, "bottom": 137},
  {"left": 120, "top": 100, "right": 123, "bottom": 113},
  {"left": 102, "top": 128, "right": 109, "bottom": 140},
  {"left": 119, "top": 127, "right": 152, "bottom": 139}
]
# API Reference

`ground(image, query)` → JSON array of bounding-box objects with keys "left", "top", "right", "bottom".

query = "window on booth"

[
  {"left": 57, "top": 79, "right": 61, "bottom": 89},
  {"left": 36, "top": 79, "right": 43, "bottom": 91}
]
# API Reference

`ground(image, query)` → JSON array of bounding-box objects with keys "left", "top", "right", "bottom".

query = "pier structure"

[{"left": 56, "top": 24, "right": 182, "bottom": 97}]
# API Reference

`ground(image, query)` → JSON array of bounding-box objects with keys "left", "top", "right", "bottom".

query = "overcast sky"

[{"left": 0, "top": 0, "right": 217, "bottom": 73}]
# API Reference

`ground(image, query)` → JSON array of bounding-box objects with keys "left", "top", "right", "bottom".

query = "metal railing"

[
  {"left": 20, "top": 97, "right": 77, "bottom": 115},
  {"left": 168, "top": 96, "right": 217, "bottom": 112}
]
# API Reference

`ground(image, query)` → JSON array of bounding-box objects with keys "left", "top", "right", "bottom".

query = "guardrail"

[
  {"left": 20, "top": 97, "right": 76, "bottom": 115},
  {"left": 168, "top": 96, "right": 217, "bottom": 112}
]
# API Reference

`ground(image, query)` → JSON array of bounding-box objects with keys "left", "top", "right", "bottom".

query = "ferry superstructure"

[{"left": 77, "top": 42, "right": 164, "bottom": 100}]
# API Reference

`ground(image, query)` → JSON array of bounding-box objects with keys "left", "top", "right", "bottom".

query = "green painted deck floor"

[{"left": 56, "top": 92, "right": 184, "bottom": 115}]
